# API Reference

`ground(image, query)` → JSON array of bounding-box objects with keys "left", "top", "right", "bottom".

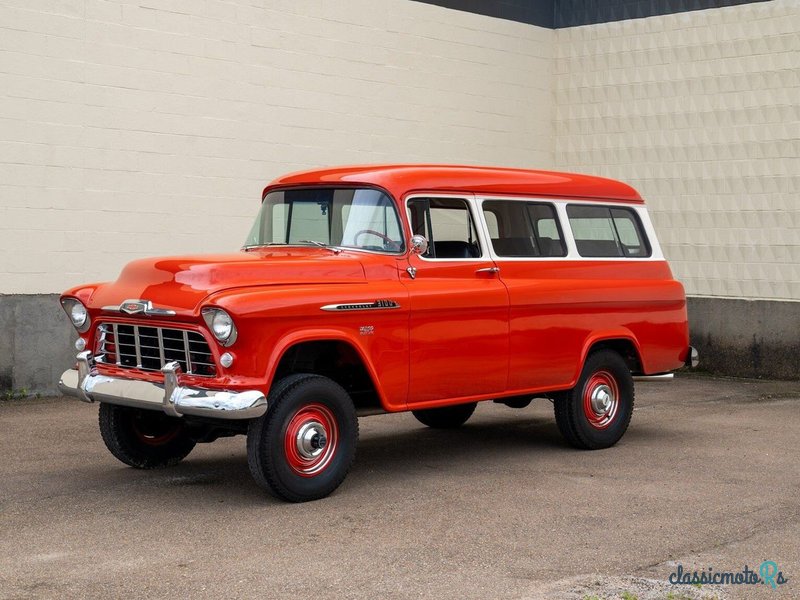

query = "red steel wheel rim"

[
  {"left": 131, "top": 414, "right": 183, "bottom": 446},
  {"left": 284, "top": 403, "right": 339, "bottom": 477},
  {"left": 582, "top": 370, "right": 620, "bottom": 430}
]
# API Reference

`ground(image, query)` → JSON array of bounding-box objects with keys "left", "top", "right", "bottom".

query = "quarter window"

[
  {"left": 567, "top": 205, "right": 650, "bottom": 258},
  {"left": 407, "top": 198, "right": 482, "bottom": 259},
  {"left": 482, "top": 200, "right": 566, "bottom": 257}
]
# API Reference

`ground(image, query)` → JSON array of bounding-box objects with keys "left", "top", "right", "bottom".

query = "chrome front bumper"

[{"left": 58, "top": 351, "right": 267, "bottom": 420}]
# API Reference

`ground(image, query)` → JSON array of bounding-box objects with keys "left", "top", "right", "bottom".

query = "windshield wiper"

[
  {"left": 242, "top": 243, "right": 288, "bottom": 251},
  {"left": 299, "top": 240, "right": 342, "bottom": 254}
]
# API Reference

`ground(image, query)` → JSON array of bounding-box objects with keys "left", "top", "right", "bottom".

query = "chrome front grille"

[{"left": 95, "top": 323, "right": 216, "bottom": 377}]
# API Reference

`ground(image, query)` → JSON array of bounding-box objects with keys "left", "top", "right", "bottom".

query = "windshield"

[{"left": 244, "top": 187, "right": 405, "bottom": 253}]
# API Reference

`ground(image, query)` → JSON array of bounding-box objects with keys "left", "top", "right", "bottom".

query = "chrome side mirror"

[{"left": 410, "top": 235, "right": 429, "bottom": 256}]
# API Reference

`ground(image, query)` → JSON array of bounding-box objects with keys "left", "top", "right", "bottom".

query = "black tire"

[
  {"left": 247, "top": 374, "right": 359, "bottom": 502},
  {"left": 98, "top": 403, "right": 196, "bottom": 469},
  {"left": 553, "top": 349, "right": 634, "bottom": 450},
  {"left": 412, "top": 402, "right": 477, "bottom": 429}
]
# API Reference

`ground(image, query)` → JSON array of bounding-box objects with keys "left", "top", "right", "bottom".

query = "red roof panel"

[{"left": 264, "top": 165, "right": 643, "bottom": 203}]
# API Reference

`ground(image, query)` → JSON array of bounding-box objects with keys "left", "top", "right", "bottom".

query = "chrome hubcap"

[
  {"left": 590, "top": 384, "right": 613, "bottom": 414},
  {"left": 296, "top": 421, "right": 328, "bottom": 460}
]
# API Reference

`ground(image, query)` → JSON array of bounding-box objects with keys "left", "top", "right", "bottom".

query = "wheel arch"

[
  {"left": 575, "top": 331, "right": 645, "bottom": 383},
  {"left": 265, "top": 330, "right": 388, "bottom": 413}
]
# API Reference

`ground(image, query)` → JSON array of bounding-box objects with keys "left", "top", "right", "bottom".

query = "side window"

[
  {"left": 481, "top": 200, "right": 566, "bottom": 257},
  {"left": 527, "top": 204, "right": 566, "bottom": 257},
  {"left": 567, "top": 205, "right": 651, "bottom": 258},
  {"left": 407, "top": 197, "right": 482, "bottom": 259},
  {"left": 484, "top": 210, "right": 499, "bottom": 238}
]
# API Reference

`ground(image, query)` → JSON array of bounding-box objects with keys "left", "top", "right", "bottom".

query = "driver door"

[{"left": 403, "top": 195, "right": 509, "bottom": 405}]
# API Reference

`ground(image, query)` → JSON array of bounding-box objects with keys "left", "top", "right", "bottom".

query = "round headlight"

[
  {"left": 70, "top": 302, "right": 88, "bottom": 328},
  {"left": 211, "top": 311, "right": 233, "bottom": 340},
  {"left": 202, "top": 307, "right": 237, "bottom": 347},
  {"left": 61, "top": 298, "right": 90, "bottom": 333}
]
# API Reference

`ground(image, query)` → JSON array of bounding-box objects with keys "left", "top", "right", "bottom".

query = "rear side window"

[
  {"left": 567, "top": 205, "right": 651, "bottom": 258},
  {"left": 482, "top": 200, "right": 566, "bottom": 257}
]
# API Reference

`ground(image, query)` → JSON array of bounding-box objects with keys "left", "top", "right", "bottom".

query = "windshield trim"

[{"left": 249, "top": 184, "right": 407, "bottom": 255}]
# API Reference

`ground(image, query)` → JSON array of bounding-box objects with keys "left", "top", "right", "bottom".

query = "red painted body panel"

[
  {"left": 62, "top": 165, "right": 690, "bottom": 415},
  {"left": 403, "top": 255, "right": 509, "bottom": 404},
  {"left": 88, "top": 250, "right": 366, "bottom": 313},
  {"left": 495, "top": 260, "right": 688, "bottom": 391}
]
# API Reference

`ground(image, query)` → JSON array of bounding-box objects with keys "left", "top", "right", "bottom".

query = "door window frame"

[{"left": 404, "top": 193, "right": 492, "bottom": 263}]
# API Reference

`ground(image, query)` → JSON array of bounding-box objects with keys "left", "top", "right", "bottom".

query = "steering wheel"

[{"left": 352, "top": 229, "right": 401, "bottom": 251}]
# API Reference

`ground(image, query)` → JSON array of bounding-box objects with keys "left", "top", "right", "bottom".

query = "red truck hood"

[{"left": 88, "top": 249, "right": 366, "bottom": 313}]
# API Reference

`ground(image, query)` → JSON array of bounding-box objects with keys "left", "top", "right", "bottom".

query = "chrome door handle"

[{"left": 475, "top": 267, "right": 500, "bottom": 274}]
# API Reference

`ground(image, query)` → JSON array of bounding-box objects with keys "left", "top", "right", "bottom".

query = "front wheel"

[
  {"left": 553, "top": 350, "right": 634, "bottom": 449},
  {"left": 247, "top": 374, "right": 358, "bottom": 502},
  {"left": 98, "top": 404, "right": 196, "bottom": 469}
]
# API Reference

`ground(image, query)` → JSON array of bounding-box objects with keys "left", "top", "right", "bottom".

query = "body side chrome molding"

[{"left": 320, "top": 300, "right": 401, "bottom": 311}]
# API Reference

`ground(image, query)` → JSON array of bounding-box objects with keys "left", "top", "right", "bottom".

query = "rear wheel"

[
  {"left": 98, "top": 404, "right": 196, "bottom": 469},
  {"left": 412, "top": 402, "right": 477, "bottom": 429},
  {"left": 247, "top": 374, "right": 358, "bottom": 502},
  {"left": 553, "top": 350, "right": 634, "bottom": 449}
]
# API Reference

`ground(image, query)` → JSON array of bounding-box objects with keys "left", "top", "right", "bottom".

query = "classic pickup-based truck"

[{"left": 59, "top": 165, "right": 696, "bottom": 502}]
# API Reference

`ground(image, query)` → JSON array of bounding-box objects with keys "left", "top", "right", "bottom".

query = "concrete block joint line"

[{"left": 0, "top": 0, "right": 798, "bottom": 392}]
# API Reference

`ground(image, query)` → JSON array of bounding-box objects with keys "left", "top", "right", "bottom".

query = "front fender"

[
  {"left": 207, "top": 283, "right": 410, "bottom": 411},
  {"left": 263, "top": 328, "right": 404, "bottom": 412}
]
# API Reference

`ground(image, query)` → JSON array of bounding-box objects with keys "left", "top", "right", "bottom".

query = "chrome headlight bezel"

[
  {"left": 201, "top": 307, "right": 237, "bottom": 347},
  {"left": 61, "top": 298, "right": 91, "bottom": 333}
]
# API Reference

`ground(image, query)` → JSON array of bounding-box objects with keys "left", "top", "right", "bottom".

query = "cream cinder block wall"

[
  {"left": 0, "top": 0, "right": 554, "bottom": 294},
  {"left": 554, "top": 0, "right": 800, "bottom": 301}
]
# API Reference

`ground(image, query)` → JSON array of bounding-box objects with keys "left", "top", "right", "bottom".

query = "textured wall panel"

[
  {"left": 554, "top": 0, "right": 800, "bottom": 300},
  {"left": 0, "top": 0, "right": 554, "bottom": 293},
  {"left": 411, "top": 0, "right": 771, "bottom": 29},
  {"left": 554, "top": 0, "right": 771, "bottom": 28}
]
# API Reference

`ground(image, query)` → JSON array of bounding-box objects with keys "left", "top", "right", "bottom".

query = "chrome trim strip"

[
  {"left": 157, "top": 328, "right": 166, "bottom": 366},
  {"left": 58, "top": 353, "right": 267, "bottom": 420},
  {"left": 182, "top": 330, "right": 192, "bottom": 374},
  {"left": 632, "top": 373, "right": 674, "bottom": 382},
  {"left": 320, "top": 300, "right": 401, "bottom": 312},
  {"left": 133, "top": 325, "right": 142, "bottom": 368},
  {"left": 112, "top": 323, "right": 120, "bottom": 366}
]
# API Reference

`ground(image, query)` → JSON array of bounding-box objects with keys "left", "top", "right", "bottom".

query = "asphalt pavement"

[{"left": 1, "top": 374, "right": 798, "bottom": 599}]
